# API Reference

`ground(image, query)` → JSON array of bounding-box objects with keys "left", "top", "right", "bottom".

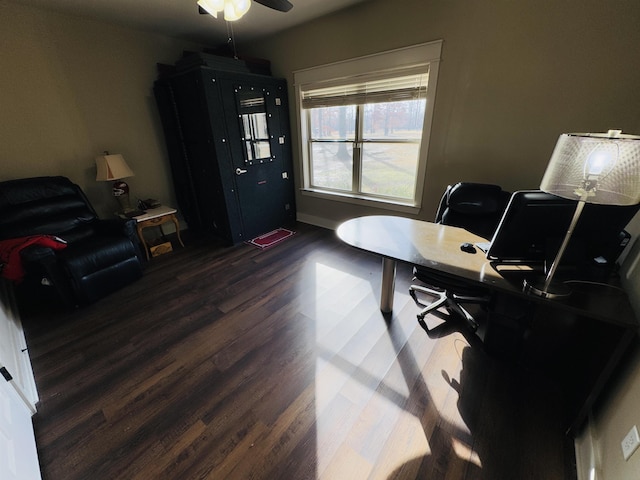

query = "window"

[
  {"left": 294, "top": 41, "right": 442, "bottom": 210},
  {"left": 237, "top": 90, "right": 272, "bottom": 164}
]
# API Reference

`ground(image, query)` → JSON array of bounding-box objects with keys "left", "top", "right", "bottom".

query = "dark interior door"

[{"left": 220, "top": 78, "right": 294, "bottom": 240}]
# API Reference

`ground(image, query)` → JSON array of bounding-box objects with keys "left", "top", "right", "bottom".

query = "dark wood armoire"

[{"left": 154, "top": 53, "right": 296, "bottom": 244}]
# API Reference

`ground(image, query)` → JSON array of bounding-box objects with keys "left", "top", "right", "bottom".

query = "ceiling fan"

[
  {"left": 198, "top": 0, "right": 293, "bottom": 21},
  {"left": 251, "top": 0, "right": 293, "bottom": 12}
]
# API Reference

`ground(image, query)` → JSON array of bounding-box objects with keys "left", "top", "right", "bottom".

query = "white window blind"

[{"left": 301, "top": 71, "right": 429, "bottom": 109}]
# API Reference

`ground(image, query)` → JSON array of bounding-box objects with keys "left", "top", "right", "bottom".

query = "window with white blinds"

[
  {"left": 300, "top": 72, "right": 429, "bottom": 109},
  {"left": 294, "top": 41, "right": 442, "bottom": 209}
]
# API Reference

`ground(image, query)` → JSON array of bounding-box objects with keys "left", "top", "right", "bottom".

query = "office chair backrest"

[{"left": 435, "top": 182, "right": 511, "bottom": 239}]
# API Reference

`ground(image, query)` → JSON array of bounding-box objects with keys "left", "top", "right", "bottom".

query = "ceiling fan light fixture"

[
  {"left": 198, "top": 0, "right": 251, "bottom": 21},
  {"left": 225, "top": 0, "right": 251, "bottom": 20},
  {"left": 197, "top": 0, "right": 223, "bottom": 18}
]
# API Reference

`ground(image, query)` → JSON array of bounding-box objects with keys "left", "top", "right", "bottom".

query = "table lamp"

[
  {"left": 95, "top": 152, "right": 135, "bottom": 213},
  {"left": 524, "top": 130, "right": 640, "bottom": 298}
]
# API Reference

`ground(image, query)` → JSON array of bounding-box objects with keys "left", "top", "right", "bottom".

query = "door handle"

[{"left": 235, "top": 168, "right": 248, "bottom": 175}]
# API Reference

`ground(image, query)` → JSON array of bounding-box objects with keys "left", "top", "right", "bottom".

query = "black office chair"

[{"left": 409, "top": 182, "right": 511, "bottom": 333}]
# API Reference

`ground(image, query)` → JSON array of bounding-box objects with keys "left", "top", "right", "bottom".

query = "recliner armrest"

[
  {"left": 93, "top": 218, "right": 145, "bottom": 263},
  {"left": 20, "top": 245, "right": 57, "bottom": 263},
  {"left": 19, "top": 245, "right": 76, "bottom": 305},
  {"left": 93, "top": 218, "right": 136, "bottom": 237}
]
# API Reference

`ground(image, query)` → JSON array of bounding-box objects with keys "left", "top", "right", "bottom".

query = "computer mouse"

[{"left": 460, "top": 242, "right": 477, "bottom": 254}]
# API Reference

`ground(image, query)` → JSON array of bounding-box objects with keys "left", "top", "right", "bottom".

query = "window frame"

[{"left": 293, "top": 41, "right": 442, "bottom": 212}]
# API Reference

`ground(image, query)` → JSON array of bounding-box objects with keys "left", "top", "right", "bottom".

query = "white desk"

[{"left": 337, "top": 215, "right": 502, "bottom": 313}]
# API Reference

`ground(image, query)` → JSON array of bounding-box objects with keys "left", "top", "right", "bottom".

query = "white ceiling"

[{"left": 12, "top": 0, "right": 369, "bottom": 45}]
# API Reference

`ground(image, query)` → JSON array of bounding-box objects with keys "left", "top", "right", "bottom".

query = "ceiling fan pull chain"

[{"left": 226, "top": 20, "right": 239, "bottom": 59}]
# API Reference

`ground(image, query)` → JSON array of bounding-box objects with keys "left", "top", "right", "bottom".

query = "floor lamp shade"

[
  {"left": 526, "top": 130, "right": 640, "bottom": 298},
  {"left": 540, "top": 131, "right": 640, "bottom": 206}
]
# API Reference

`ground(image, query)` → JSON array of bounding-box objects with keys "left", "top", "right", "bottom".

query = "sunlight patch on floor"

[
  {"left": 306, "top": 261, "right": 376, "bottom": 328},
  {"left": 452, "top": 436, "right": 482, "bottom": 469}
]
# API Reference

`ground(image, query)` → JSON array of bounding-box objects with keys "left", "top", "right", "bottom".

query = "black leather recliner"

[
  {"left": 0, "top": 176, "right": 144, "bottom": 307},
  {"left": 409, "top": 182, "right": 511, "bottom": 333}
]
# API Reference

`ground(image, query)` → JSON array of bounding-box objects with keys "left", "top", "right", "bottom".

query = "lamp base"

[
  {"left": 116, "top": 194, "right": 134, "bottom": 213},
  {"left": 523, "top": 278, "right": 572, "bottom": 299},
  {"left": 113, "top": 180, "right": 134, "bottom": 213}
]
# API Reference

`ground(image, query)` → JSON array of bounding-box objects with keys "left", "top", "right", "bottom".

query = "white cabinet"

[
  {"left": 0, "top": 279, "right": 41, "bottom": 480},
  {"left": 0, "top": 279, "right": 38, "bottom": 409},
  {"left": 0, "top": 379, "right": 41, "bottom": 480}
]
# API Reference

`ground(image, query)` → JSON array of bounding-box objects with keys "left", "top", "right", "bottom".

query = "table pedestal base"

[{"left": 380, "top": 257, "right": 396, "bottom": 313}]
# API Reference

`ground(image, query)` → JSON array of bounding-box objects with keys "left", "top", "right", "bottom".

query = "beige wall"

[
  {"left": 0, "top": 1, "right": 202, "bottom": 217},
  {"left": 241, "top": 0, "right": 640, "bottom": 225},
  {"left": 2, "top": 0, "right": 640, "bottom": 477}
]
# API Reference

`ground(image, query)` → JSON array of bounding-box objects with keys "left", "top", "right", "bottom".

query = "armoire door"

[{"left": 220, "top": 77, "right": 294, "bottom": 240}]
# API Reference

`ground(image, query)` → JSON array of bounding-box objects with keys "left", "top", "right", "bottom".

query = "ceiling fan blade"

[{"left": 254, "top": 0, "right": 293, "bottom": 12}]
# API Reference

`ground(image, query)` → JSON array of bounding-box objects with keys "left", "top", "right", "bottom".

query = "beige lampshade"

[
  {"left": 540, "top": 130, "right": 640, "bottom": 206},
  {"left": 95, "top": 154, "right": 135, "bottom": 181}
]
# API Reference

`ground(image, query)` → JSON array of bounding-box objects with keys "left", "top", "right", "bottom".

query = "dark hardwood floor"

[{"left": 22, "top": 222, "right": 577, "bottom": 479}]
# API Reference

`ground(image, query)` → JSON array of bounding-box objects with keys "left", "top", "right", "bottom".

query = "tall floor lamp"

[{"left": 525, "top": 130, "right": 640, "bottom": 298}]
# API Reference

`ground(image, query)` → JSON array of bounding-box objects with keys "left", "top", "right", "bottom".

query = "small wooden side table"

[{"left": 129, "top": 206, "right": 185, "bottom": 260}]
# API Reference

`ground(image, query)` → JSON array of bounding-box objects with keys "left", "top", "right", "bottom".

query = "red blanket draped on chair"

[{"left": 0, "top": 235, "right": 67, "bottom": 282}]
